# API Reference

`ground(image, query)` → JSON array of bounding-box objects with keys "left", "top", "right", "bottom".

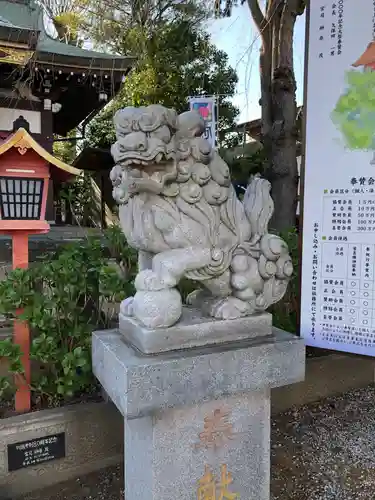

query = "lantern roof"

[
  {"left": 0, "top": 127, "right": 81, "bottom": 179},
  {"left": 352, "top": 41, "right": 375, "bottom": 67}
]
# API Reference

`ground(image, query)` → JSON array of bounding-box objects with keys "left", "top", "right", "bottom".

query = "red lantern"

[{"left": 0, "top": 127, "right": 80, "bottom": 412}]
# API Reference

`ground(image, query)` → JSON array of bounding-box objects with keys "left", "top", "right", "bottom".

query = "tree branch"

[
  {"left": 278, "top": 1, "right": 297, "bottom": 68},
  {"left": 272, "top": 3, "right": 282, "bottom": 70},
  {"left": 296, "top": 0, "right": 306, "bottom": 15},
  {"left": 246, "top": 0, "right": 267, "bottom": 36}
]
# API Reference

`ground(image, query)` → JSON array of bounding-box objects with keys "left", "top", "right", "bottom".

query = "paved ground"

[
  {"left": 16, "top": 465, "right": 123, "bottom": 500},
  {"left": 17, "top": 384, "right": 375, "bottom": 500}
]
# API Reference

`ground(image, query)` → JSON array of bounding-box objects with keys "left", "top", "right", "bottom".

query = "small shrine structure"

[{"left": 0, "top": 125, "right": 82, "bottom": 412}]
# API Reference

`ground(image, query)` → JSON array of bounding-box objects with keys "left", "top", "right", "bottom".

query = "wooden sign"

[{"left": 7, "top": 432, "right": 66, "bottom": 471}]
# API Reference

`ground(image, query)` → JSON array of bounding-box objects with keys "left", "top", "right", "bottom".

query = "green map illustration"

[{"left": 332, "top": 69, "right": 375, "bottom": 151}]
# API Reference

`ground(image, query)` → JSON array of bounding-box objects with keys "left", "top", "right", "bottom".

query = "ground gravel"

[
  {"left": 271, "top": 384, "right": 375, "bottom": 500},
  {"left": 15, "top": 384, "right": 375, "bottom": 500},
  {"left": 16, "top": 464, "right": 124, "bottom": 500}
]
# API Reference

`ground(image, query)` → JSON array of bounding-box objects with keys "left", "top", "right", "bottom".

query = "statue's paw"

[
  {"left": 208, "top": 297, "right": 252, "bottom": 320},
  {"left": 120, "top": 297, "right": 134, "bottom": 317},
  {"left": 135, "top": 269, "right": 172, "bottom": 291},
  {"left": 260, "top": 234, "right": 289, "bottom": 261}
]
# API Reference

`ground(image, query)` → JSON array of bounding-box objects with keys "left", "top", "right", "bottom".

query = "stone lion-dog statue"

[{"left": 110, "top": 104, "right": 293, "bottom": 328}]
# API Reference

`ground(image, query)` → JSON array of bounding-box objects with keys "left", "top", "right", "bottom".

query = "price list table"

[
  {"left": 320, "top": 242, "right": 375, "bottom": 348},
  {"left": 322, "top": 191, "right": 375, "bottom": 236}
]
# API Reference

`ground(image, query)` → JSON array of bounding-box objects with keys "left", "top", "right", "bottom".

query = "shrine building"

[{"left": 0, "top": 0, "right": 134, "bottom": 225}]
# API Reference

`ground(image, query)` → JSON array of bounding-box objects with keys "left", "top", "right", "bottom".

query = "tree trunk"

[
  {"left": 266, "top": 64, "right": 298, "bottom": 232},
  {"left": 247, "top": 0, "right": 303, "bottom": 233},
  {"left": 266, "top": 1, "right": 299, "bottom": 232}
]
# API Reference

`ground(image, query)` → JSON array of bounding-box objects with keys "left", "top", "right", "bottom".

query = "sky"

[{"left": 207, "top": 3, "right": 306, "bottom": 124}]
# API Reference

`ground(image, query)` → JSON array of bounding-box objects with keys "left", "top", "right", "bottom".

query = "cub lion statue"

[{"left": 110, "top": 104, "right": 293, "bottom": 328}]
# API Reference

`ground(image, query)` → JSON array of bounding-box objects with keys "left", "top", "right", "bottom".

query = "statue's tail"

[
  {"left": 238, "top": 174, "right": 293, "bottom": 312},
  {"left": 243, "top": 174, "right": 274, "bottom": 236}
]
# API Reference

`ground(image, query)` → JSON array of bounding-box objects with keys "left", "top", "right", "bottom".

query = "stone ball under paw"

[
  {"left": 120, "top": 296, "right": 134, "bottom": 316},
  {"left": 233, "top": 286, "right": 256, "bottom": 301},
  {"left": 132, "top": 288, "right": 182, "bottom": 328}
]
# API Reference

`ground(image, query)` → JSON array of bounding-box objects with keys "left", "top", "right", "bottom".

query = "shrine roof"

[
  {"left": 0, "top": 14, "right": 22, "bottom": 28},
  {"left": 0, "top": 127, "right": 81, "bottom": 177},
  {"left": 0, "top": 0, "right": 134, "bottom": 71}
]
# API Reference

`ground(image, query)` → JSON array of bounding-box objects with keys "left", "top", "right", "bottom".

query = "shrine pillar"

[{"left": 93, "top": 323, "right": 305, "bottom": 500}]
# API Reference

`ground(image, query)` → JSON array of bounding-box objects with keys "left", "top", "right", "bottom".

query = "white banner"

[
  {"left": 188, "top": 96, "right": 216, "bottom": 148},
  {"left": 301, "top": 0, "right": 375, "bottom": 356}
]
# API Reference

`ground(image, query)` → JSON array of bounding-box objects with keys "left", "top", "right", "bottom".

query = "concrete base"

[
  {"left": 0, "top": 401, "right": 123, "bottom": 497},
  {"left": 125, "top": 391, "right": 270, "bottom": 499},
  {"left": 93, "top": 327, "right": 305, "bottom": 500},
  {"left": 272, "top": 352, "right": 375, "bottom": 413},
  {"left": 119, "top": 307, "right": 272, "bottom": 354},
  {"left": 1, "top": 352, "right": 372, "bottom": 497}
]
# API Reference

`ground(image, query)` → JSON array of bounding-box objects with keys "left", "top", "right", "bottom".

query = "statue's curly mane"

[{"left": 110, "top": 105, "right": 238, "bottom": 216}]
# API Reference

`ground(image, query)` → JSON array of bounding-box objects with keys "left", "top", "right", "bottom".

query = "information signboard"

[
  {"left": 301, "top": 0, "right": 375, "bottom": 355},
  {"left": 7, "top": 432, "right": 66, "bottom": 471},
  {"left": 188, "top": 96, "right": 216, "bottom": 148}
]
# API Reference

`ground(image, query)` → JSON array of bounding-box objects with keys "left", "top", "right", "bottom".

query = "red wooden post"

[{"left": 12, "top": 231, "right": 31, "bottom": 413}]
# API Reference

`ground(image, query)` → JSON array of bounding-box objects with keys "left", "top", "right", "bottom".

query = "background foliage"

[
  {"left": 86, "top": 26, "right": 239, "bottom": 149},
  {"left": 79, "top": 0, "right": 239, "bottom": 149}
]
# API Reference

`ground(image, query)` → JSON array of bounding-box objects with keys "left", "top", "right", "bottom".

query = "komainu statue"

[{"left": 110, "top": 104, "right": 293, "bottom": 328}]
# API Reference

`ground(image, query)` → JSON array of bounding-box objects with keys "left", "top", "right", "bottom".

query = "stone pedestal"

[
  {"left": 119, "top": 308, "right": 273, "bottom": 354},
  {"left": 92, "top": 327, "right": 305, "bottom": 500}
]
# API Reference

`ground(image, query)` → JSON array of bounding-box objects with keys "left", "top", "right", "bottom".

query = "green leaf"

[
  {"left": 57, "top": 385, "right": 65, "bottom": 395},
  {"left": 76, "top": 357, "right": 88, "bottom": 367},
  {"left": 73, "top": 347, "right": 83, "bottom": 357}
]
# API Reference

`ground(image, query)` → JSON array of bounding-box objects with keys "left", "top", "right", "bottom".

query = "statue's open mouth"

[
  {"left": 118, "top": 148, "right": 177, "bottom": 189},
  {"left": 119, "top": 149, "right": 175, "bottom": 169},
  {"left": 121, "top": 153, "right": 177, "bottom": 190},
  {"left": 111, "top": 139, "right": 178, "bottom": 203}
]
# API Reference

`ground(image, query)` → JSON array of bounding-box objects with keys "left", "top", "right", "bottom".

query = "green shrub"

[
  {"left": 271, "top": 227, "right": 299, "bottom": 333},
  {"left": 0, "top": 225, "right": 136, "bottom": 405}
]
